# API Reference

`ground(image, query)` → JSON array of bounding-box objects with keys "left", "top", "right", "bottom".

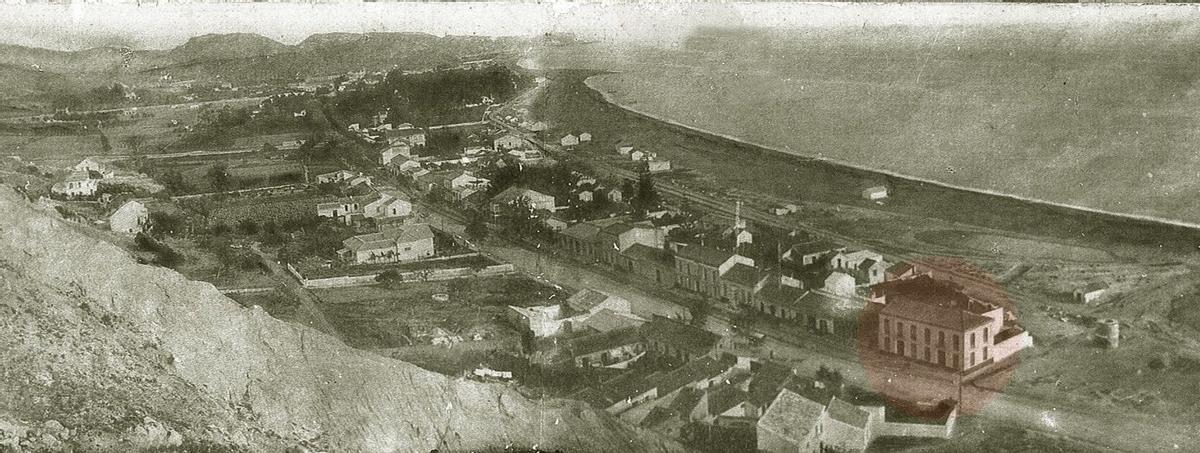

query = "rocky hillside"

[{"left": 0, "top": 187, "right": 683, "bottom": 452}]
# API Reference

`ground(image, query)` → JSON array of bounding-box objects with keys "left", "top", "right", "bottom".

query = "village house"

[
  {"left": 316, "top": 169, "right": 358, "bottom": 184},
  {"left": 831, "top": 249, "right": 887, "bottom": 285},
  {"left": 673, "top": 244, "right": 755, "bottom": 299},
  {"left": 489, "top": 186, "right": 556, "bottom": 214},
  {"left": 316, "top": 197, "right": 366, "bottom": 224},
  {"left": 615, "top": 143, "right": 635, "bottom": 156},
  {"left": 507, "top": 304, "right": 570, "bottom": 338},
  {"left": 1074, "top": 282, "right": 1109, "bottom": 304},
  {"left": 108, "top": 200, "right": 149, "bottom": 235},
  {"left": 579, "top": 132, "right": 593, "bottom": 142},
  {"left": 51, "top": 170, "right": 100, "bottom": 198},
  {"left": 493, "top": 133, "right": 527, "bottom": 150},
  {"left": 339, "top": 223, "right": 435, "bottom": 264},
  {"left": 567, "top": 326, "right": 646, "bottom": 368},
  {"left": 618, "top": 243, "right": 677, "bottom": 287},
  {"left": 386, "top": 126, "right": 426, "bottom": 147},
  {"left": 529, "top": 121, "right": 549, "bottom": 132},
  {"left": 362, "top": 192, "right": 411, "bottom": 219},
  {"left": 646, "top": 160, "right": 672, "bottom": 173},
  {"left": 758, "top": 386, "right": 958, "bottom": 453},
  {"left": 448, "top": 172, "right": 490, "bottom": 191},
  {"left": 73, "top": 158, "right": 114, "bottom": 178},
  {"left": 872, "top": 274, "right": 1032, "bottom": 372},
  {"left": 782, "top": 240, "right": 847, "bottom": 265},
  {"left": 642, "top": 316, "right": 721, "bottom": 366},
  {"left": 560, "top": 134, "right": 580, "bottom": 147},
  {"left": 755, "top": 274, "right": 865, "bottom": 336},
  {"left": 380, "top": 143, "right": 412, "bottom": 165},
  {"left": 388, "top": 159, "right": 422, "bottom": 175}
]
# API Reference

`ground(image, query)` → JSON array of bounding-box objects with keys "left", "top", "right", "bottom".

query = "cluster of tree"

[
  {"left": 332, "top": 66, "right": 529, "bottom": 127},
  {"left": 175, "top": 98, "right": 324, "bottom": 149},
  {"left": 276, "top": 219, "right": 356, "bottom": 263},
  {"left": 134, "top": 232, "right": 183, "bottom": 268}
]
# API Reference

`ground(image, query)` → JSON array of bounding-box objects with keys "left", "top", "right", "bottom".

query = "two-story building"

[
  {"left": 338, "top": 223, "right": 434, "bottom": 264},
  {"left": 673, "top": 244, "right": 755, "bottom": 299}
]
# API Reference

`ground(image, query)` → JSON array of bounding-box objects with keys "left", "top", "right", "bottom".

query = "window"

[
  {"left": 953, "top": 335, "right": 960, "bottom": 350},
  {"left": 924, "top": 347, "right": 930, "bottom": 362},
  {"left": 970, "top": 332, "right": 976, "bottom": 348},
  {"left": 938, "top": 350, "right": 946, "bottom": 366},
  {"left": 897, "top": 322, "right": 904, "bottom": 335},
  {"left": 884, "top": 319, "right": 891, "bottom": 335},
  {"left": 983, "top": 347, "right": 990, "bottom": 360},
  {"left": 984, "top": 327, "right": 990, "bottom": 343},
  {"left": 924, "top": 328, "right": 931, "bottom": 344},
  {"left": 909, "top": 343, "right": 916, "bottom": 356},
  {"left": 939, "top": 331, "right": 945, "bottom": 346},
  {"left": 970, "top": 352, "right": 976, "bottom": 367},
  {"left": 896, "top": 340, "right": 905, "bottom": 355},
  {"left": 910, "top": 325, "right": 916, "bottom": 341}
]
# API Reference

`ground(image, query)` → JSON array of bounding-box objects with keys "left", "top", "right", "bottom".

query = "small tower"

[{"left": 733, "top": 200, "right": 752, "bottom": 247}]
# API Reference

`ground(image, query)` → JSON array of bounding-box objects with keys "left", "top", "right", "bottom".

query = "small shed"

[
  {"left": 1074, "top": 282, "right": 1109, "bottom": 304},
  {"left": 862, "top": 186, "right": 889, "bottom": 201}
]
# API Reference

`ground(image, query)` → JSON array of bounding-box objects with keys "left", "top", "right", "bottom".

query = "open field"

[
  {"left": 208, "top": 192, "right": 333, "bottom": 227},
  {"left": 310, "top": 276, "right": 567, "bottom": 351},
  {"left": 539, "top": 22, "right": 1200, "bottom": 227}
]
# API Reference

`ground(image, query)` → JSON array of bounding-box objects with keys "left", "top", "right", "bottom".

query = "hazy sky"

[{"left": 1, "top": 2, "right": 1198, "bottom": 51}]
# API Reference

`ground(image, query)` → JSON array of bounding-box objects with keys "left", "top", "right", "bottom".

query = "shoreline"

[{"left": 583, "top": 73, "right": 1200, "bottom": 233}]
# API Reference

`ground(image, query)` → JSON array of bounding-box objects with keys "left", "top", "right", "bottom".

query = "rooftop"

[
  {"left": 722, "top": 263, "right": 762, "bottom": 288},
  {"left": 341, "top": 223, "right": 434, "bottom": 252},
  {"left": 675, "top": 244, "right": 735, "bottom": 267},
  {"left": 567, "top": 326, "right": 643, "bottom": 357},
  {"left": 787, "top": 240, "right": 845, "bottom": 257},
  {"left": 757, "top": 389, "right": 826, "bottom": 445},
  {"left": 620, "top": 243, "right": 674, "bottom": 267},
  {"left": 881, "top": 297, "right": 992, "bottom": 331},
  {"left": 827, "top": 396, "right": 870, "bottom": 429},
  {"left": 641, "top": 316, "right": 721, "bottom": 356},
  {"left": 655, "top": 353, "right": 737, "bottom": 397},
  {"left": 567, "top": 288, "right": 620, "bottom": 313}
]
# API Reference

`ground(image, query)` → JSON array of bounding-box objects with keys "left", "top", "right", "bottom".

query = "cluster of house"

[
  {"left": 311, "top": 168, "right": 440, "bottom": 266},
  {"left": 757, "top": 385, "right": 956, "bottom": 453},
  {"left": 614, "top": 141, "right": 671, "bottom": 173}
]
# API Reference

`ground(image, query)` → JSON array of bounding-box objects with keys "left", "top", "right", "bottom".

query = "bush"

[{"left": 135, "top": 233, "right": 183, "bottom": 268}]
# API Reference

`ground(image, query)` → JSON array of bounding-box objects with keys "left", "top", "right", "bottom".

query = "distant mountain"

[{"left": 167, "top": 33, "right": 289, "bottom": 63}]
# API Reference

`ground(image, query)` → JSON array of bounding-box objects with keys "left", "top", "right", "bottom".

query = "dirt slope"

[{"left": 0, "top": 188, "right": 683, "bottom": 453}]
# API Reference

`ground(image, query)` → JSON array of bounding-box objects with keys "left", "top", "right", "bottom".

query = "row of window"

[
  {"left": 881, "top": 317, "right": 991, "bottom": 350},
  {"left": 882, "top": 336, "right": 993, "bottom": 369}
]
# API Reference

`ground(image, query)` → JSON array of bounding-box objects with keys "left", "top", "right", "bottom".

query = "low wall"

[
  {"left": 294, "top": 263, "right": 516, "bottom": 289},
  {"left": 219, "top": 287, "right": 274, "bottom": 295}
]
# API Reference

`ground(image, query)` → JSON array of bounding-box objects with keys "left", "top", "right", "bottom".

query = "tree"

[
  {"left": 207, "top": 163, "right": 230, "bottom": 192},
  {"left": 237, "top": 219, "right": 260, "bottom": 235},
  {"left": 630, "top": 174, "right": 661, "bottom": 217},
  {"left": 465, "top": 210, "right": 489, "bottom": 241}
]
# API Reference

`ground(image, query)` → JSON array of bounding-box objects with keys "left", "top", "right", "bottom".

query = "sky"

[{"left": 1, "top": 2, "right": 1198, "bottom": 51}]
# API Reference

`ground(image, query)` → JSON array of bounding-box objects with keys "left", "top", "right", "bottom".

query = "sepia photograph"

[{"left": 1, "top": 1, "right": 1199, "bottom": 452}]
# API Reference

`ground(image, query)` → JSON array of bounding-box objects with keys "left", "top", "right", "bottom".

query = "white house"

[
  {"left": 616, "top": 144, "right": 635, "bottom": 156},
  {"left": 579, "top": 132, "right": 593, "bottom": 142},
  {"left": 862, "top": 186, "right": 889, "bottom": 201},
  {"left": 1075, "top": 282, "right": 1109, "bottom": 304},
  {"left": 109, "top": 200, "right": 149, "bottom": 235},
  {"left": 493, "top": 134, "right": 527, "bottom": 150},
  {"left": 316, "top": 198, "right": 361, "bottom": 223},
  {"left": 529, "top": 121, "right": 549, "bottom": 132},
  {"left": 316, "top": 170, "right": 357, "bottom": 184},
  {"left": 339, "top": 223, "right": 435, "bottom": 264},
  {"left": 449, "top": 172, "right": 491, "bottom": 191},
  {"left": 560, "top": 134, "right": 580, "bottom": 147},
  {"left": 630, "top": 150, "right": 647, "bottom": 161},
  {"left": 381, "top": 144, "right": 412, "bottom": 165},
  {"left": 646, "top": 160, "right": 672, "bottom": 173},
  {"left": 51, "top": 171, "right": 99, "bottom": 197},
  {"left": 364, "top": 193, "right": 412, "bottom": 219}
]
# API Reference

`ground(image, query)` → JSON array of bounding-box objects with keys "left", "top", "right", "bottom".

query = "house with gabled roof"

[
  {"left": 489, "top": 186, "right": 556, "bottom": 214},
  {"left": 782, "top": 240, "right": 846, "bottom": 265},
  {"left": 757, "top": 388, "right": 827, "bottom": 453},
  {"left": 560, "top": 134, "right": 580, "bottom": 147},
  {"left": 493, "top": 133, "right": 527, "bottom": 150},
  {"left": 51, "top": 170, "right": 100, "bottom": 198},
  {"left": 673, "top": 244, "right": 755, "bottom": 299},
  {"left": 363, "top": 192, "right": 411, "bottom": 219},
  {"left": 338, "top": 223, "right": 434, "bottom": 264}
]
